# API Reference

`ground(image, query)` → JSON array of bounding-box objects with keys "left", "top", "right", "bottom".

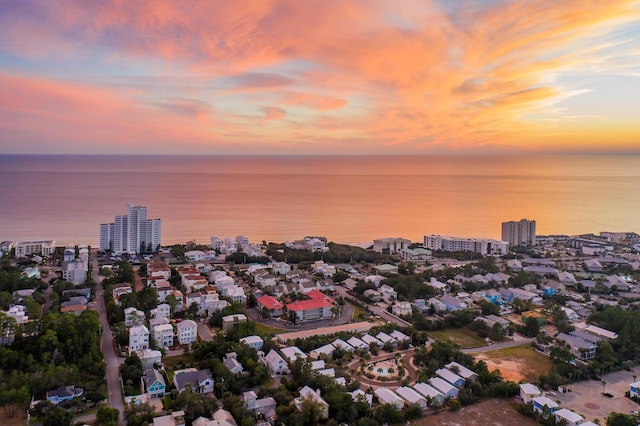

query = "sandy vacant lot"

[
  {"left": 415, "top": 398, "right": 539, "bottom": 426},
  {"left": 472, "top": 345, "right": 553, "bottom": 383}
]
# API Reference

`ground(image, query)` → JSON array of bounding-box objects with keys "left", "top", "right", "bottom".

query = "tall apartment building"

[
  {"left": 424, "top": 234, "right": 508, "bottom": 256},
  {"left": 99, "top": 204, "right": 161, "bottom": 254},
  {"left": 501, "top": 219, "right": 536, "bottom": 247}
]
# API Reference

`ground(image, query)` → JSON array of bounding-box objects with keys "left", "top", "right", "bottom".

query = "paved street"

[{"left": 92, "top": 252, "right": 126, "bottom": 425}]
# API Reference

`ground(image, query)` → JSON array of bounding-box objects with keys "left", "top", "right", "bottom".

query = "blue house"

[
  {"left": 46, "top": 386, "right": 83, "bottom": 404},
  {"left": 484, "top": 289, "right": 502, "bottom": 305},
  {"left": 498, "top": 288, "right": 514, "bottom": 303},
  {"left": 142, "top": 369, "right": 166, "bottom": 398},
  {"left": 440, "top": 294, "right": 465, "bottom": 311}
]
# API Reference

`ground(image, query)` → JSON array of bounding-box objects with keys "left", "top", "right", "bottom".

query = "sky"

[{"left": 0, "top": 0, "right": 639, "bottom": 155}]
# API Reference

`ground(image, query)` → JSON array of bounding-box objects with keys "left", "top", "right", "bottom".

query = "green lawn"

[
  {"left": 254, "top": 322, "right": 287, "bottom": 336},
  {"left": 349, "top": 301, "right": 367, "bottom": 321},
  {"left": 429, "top": 328, "right": 487, "bottom": 349}
]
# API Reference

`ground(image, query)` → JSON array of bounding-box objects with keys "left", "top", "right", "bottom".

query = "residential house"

[
  {"left": 222, "top": 285, "right": 246, "bottom": 305},
  {"left": 244, "top": 390, "right": 277, "bottom": 419},
  {"left": 112, "top": 283, "right": 132, "bottom": 304},
  {"left": 380, "top": 284, "right": 397, "bottom": 302},
  {"left": 531, "top": 396, "right": 558, "bottom": 417},
  {"left": 364, "top": 274, "right": 386, "bottom": 287},
  {"left": 374, "top": 388, "right": 405, "bottom": 410},
  {"left": 413, "top": 382, "right": 445, "bottom": 405},
  {"left": 295, "top": 386, "right": 329, "bottom": 419},
  {"left": 332, "top": 339, "right": 354, "bottom": 352},
  {"left": 153, "top": 323, "right": 174, "bottom": 348},
  {"left": 263, "top": 349, "right": 290, "bottom": 376},
  {"left": 173, "top": 368, "right": 214, "bottom": 394},
  {"left": 129, "top": 325, "right": 150, "bottom": 354},
  {"left": 553, "top": 408, "right": 583, "bottom": 426},
  {"left": 176, "top": 319, "right": 197, "bottom": 345},
  {"left": 280, "top": 346, "right": 307, "bottom": 364},
  {"left": 444, "top": 362, "right": 478, "bottom": 382},
  {"left": 150, "top": 303, "right": 171, "bottom": 321},
  {"left": 46, "top": 386, "right": 83, "bottom": 405},
  {"left": 519, "top": 383, "right": 541, "bottom": 403},
  {"left": 392, "top": 301, "right": 412, "bottom": 317},
  {"left": 239, "top": 335, "right": 264, "bottom": 351},
  {"left": 429, "top": 377, "right": 458, "bottom": 399},
  {"left": 223, "top": 352, "right": 244, "bottom": 375},
  {"left": 361, "top": 334, "right": 383, "bottom": 347},
  {"left": 556, "top": 333, "right": 597, "bottom": 360},
  {"left": 440, "top": 294, "right": 465, "bottom": 311},
  {"left": 347, "top": 336, "right": 368, "bottom": 350},
  {"left": 350, "top": 389, "right": 373, "bottom": 408},
  {"left": 138, "top": 349, "right": 162, "bottom": 369},
  {"left": 363, "top": 289, "right": 382, "bottom": 302},
  {"left": 390, "top": 330, "right": 411, "bottom": 344},
  {"left": 395, "top": 386, "right": 428, "bottom": 410},
  {"left": 221, "top": 314, "right": 248, "bottom": 335},
  {"left": 310, "top": 343, "right": 336, "bottom": 360},
  {"left": 142, "top": 369, "right": 166, "bottom": 398},
  {"left": 376, "top": 332, "right": 397, "bottom": 346},
  {"left": 436, "top": 368, "right": 465, "bottom": 388},
  {"left": 272, "top": 262, "right": 291, "bottom": 275},
  {"left": 478, "top": 314, "right": 510, "bottom": 331}
]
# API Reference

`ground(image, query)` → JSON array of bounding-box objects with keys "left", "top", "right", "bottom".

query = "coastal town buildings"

[{"left": 423, "top": 234, "right": 508, "bottom": 255}]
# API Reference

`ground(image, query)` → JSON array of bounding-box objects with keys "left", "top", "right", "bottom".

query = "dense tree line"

[
  {"left": 0, "top": 310, "right": 105, "bottom": 419},
  {"left": 266, "top": 242, "right": 389, "bottom": 264}
]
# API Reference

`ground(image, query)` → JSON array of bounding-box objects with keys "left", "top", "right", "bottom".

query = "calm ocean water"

[{"left": 0, "top": 155, "right": 639, "bottom": 247}]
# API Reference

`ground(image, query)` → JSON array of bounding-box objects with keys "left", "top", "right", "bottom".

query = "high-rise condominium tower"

[
  {"left": 99, "top": 204, "right": 161, "bottom": 254},
  {"left": 501, "top": 218, "right": 536, "bottom": 247}
]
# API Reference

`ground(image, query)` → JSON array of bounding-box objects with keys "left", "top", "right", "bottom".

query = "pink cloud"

[{"left": 259, "top": 106, "right": 286, "bottom": 121}]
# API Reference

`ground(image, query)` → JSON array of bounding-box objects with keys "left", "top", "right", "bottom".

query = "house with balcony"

[
  {"left": 129, "top": 325, "right": 150, "bottom": 355},
  {"left": 176, "top": 319, "right": 197, "bottom": 345}
]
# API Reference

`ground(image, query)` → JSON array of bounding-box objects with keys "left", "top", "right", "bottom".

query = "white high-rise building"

[
  {"left": 423, "top": 234, "right": 508, "bottom": 256},
  {"left": 99, "top": 204, "right": 161, "bottom": 254},
  {"left": 501, "top": 219, "right": 536, "bottom": 247}
]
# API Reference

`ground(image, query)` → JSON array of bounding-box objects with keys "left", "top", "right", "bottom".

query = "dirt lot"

[
  {"left": 554, "top": 369, "right": 640, "bottom": 424},
  {"left": 0, "top": 407, "right": 28, "bottom": 426},
  {"left": 415, "top": 398, "right": 539, "bottom": 426},
  {"left": 473, "top": 345, "right": 553, "bottom": 383}
]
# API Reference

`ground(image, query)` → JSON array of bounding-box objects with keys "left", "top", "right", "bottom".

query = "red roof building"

[{"left": 257, "top": 295, "right": 284, "bottom": 317}]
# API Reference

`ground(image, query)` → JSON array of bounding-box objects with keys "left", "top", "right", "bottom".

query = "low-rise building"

[
  {"left": 374, "top": 388, "right": 405, "bottom": 410},
  {"left": 176, "top": 319, "right": 197, "bottom": 345},
  {"left": 173, "top": 368, "right": 214, "bottom": 394},
  {"left": 519, "top": 383, "right": 541, "bottom": 403},
  {"left": 129, "top": 325, "right": 150, "bottom": 354}
]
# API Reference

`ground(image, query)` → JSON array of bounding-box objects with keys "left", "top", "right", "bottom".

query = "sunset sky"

[{"left": 1, "top": 0, "right": 639, "bottom": 155}]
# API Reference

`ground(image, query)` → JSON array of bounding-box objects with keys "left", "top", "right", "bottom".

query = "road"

[
  {"left": 334, "top": 284, "right": 411, "bottom": 327},
  {"left": 461, "top": 337, "right": 536, "bottom": 354},
  {"left": 92, "top": 251, "right": 126, "bottom": 425}
]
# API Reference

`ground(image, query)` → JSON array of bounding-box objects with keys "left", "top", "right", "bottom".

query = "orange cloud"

[{"left": 0, "top": 0, "right": 639, "bottom": 153}]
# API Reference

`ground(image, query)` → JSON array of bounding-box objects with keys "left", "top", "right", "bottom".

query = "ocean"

[{"left": 0, "top": 154, "right": 639, "bottom": 247}]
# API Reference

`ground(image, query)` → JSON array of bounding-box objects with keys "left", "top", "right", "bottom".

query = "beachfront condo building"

[
  {"left": 423, "top": 234, "right": 508, "bottom": 256},
  {"left": 501, "top": 218, "right": 536, "bottom": 247},
  {"left": 99, "top": 204, "right": 161, "bottom": 254}
]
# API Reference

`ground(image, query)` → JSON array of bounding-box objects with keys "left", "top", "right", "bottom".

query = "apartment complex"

[
  {"left": 424, "top": 234, "right": 508, "bottom": 256},
  {"left": 14, "top": 240, "right": 55, "bottom": 257},
  {"left": 99, "top": 204, "right": 161, "bottom": 254},
  {"left": 502, "top": 218, "right": 536, "bottom": 247}
]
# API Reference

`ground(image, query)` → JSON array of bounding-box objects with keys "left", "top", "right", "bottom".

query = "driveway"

[{"left": 554, "top": 369, "right": 640, "bottom": 423}]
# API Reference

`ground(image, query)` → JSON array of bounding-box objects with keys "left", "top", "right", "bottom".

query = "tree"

[
  {"left": 42, "top": 406, "right": 73, "bottom": 426},
  {"left": 96, "top": 406, "right": 120, "bottom": 425},
  {"left": 523, "top": 317, "right": 540, "bottom": 338},
  {"left": 606, "top": 412, "right": 636, "bottom": 426}
]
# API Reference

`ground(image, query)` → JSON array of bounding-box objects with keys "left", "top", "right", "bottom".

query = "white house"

[
  {"left": 150, "top": 303, "right": 171, "bottom": 321},
  {"left": 280, "top": 346, "right": 307, "bottom": 364},
  {"left": 176, "top": 319, "right": 197, "bottom": 345},
  {"left": 173, "top": 368, "right": 214, "bottom": 394},
  {"left": 444, "top": 362, "right": 478, "bottom": 382},
  {"left": 531, "top": 396, "right": 558, "bottom": 417},
  {"left": 374, "top": 388, "right": 405, "bottom": 410},
  {"left": 153, "top": 323, "right": 174, "bottom": 348},
  {"left": 429, "top": 377, "right": 458, "bottom": 399},
  {"left": 519, "top": 383, "right": 541, "bottom": 403},
  {"left": 436, "top": 368, "right": 465, "bottom": 388},
  {"left": 553, "top": 408, "right": 583, "bottom": 426},
  {"left": 263, "top": 349, "right": 290, "bottom": 376},
  {"left": 413, "top": 382, "right": 445, "bottom": 405},
  {"left": 129, "top": 325, "right": 150, "bottom": 355},
  {"left": 239, "top": 335, "right": 264, "bottom": 351},
  {"left": 392, "top": 301, "right": 412, "bottom": 317},
  {"left": 295, "top": 386, "right": 329, "bottom": 419},
  {"left": 395, "top": 386, "right": 428, "bottom": 410}
]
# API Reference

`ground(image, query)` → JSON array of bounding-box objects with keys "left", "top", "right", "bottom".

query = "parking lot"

[{"left": 554, "top": 369, "right": 640, "bottom": 423}]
